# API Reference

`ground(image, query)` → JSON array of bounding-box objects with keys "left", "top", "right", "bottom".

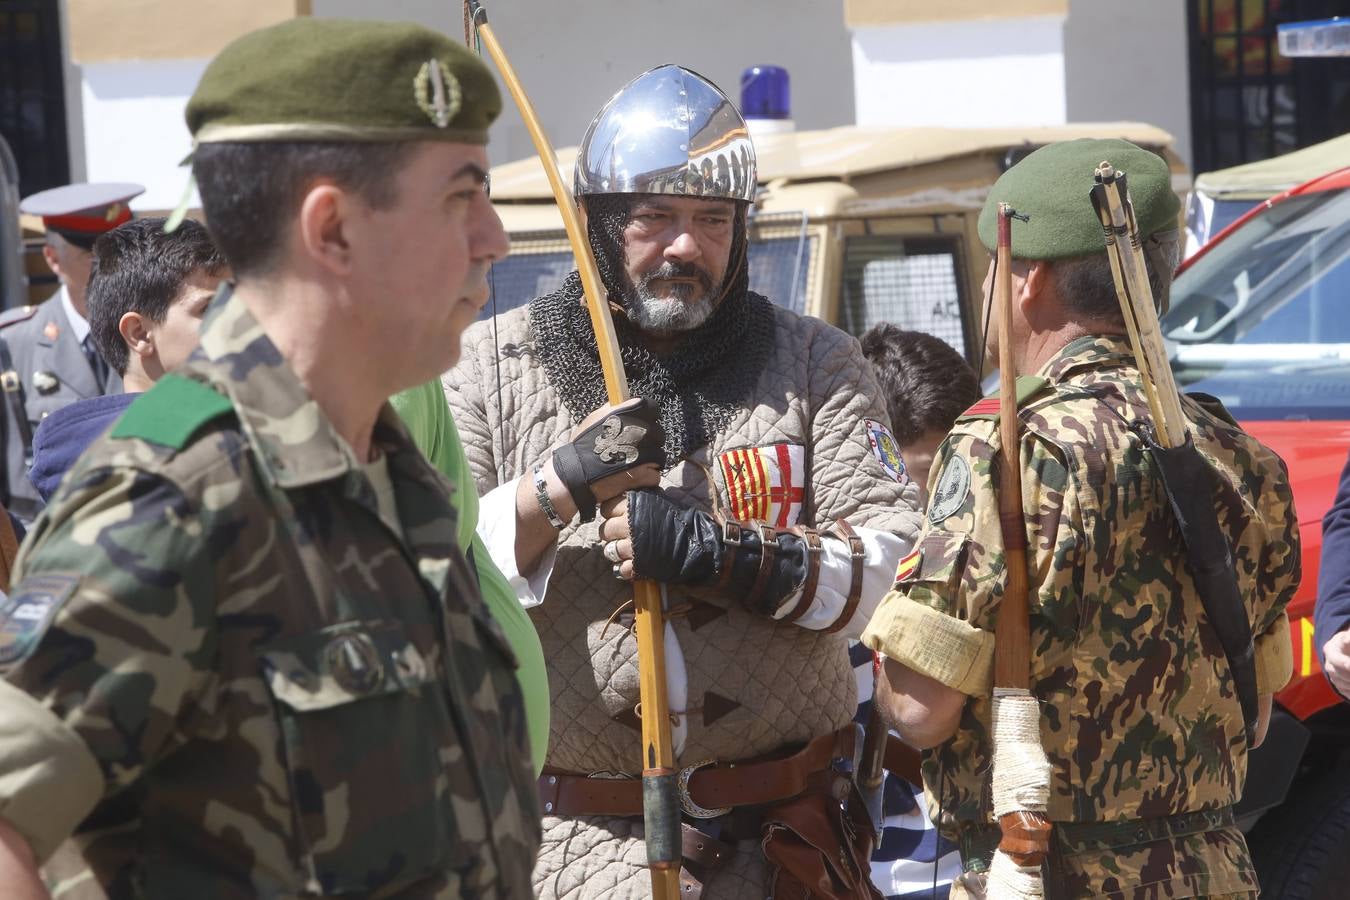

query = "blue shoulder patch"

[{"left": 0, "top": 573, "right": 79, "bottom": 669}]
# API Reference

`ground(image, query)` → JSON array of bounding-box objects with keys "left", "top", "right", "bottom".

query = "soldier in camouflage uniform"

[
  {"left": 863, "top": 139, "right": 1301, "bottom": 899},
  {"left": 0, "top": 19, "right": 538, "bottom": 899}
]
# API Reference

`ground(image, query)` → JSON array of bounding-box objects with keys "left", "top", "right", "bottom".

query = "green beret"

[
  {"left": 977, "top": 138, "right": 1179, "bottom": 260},
  {"left": 186, "top": 18, "right": 500, "bottom": 146}
]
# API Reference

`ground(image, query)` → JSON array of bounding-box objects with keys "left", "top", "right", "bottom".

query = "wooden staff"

[
  {"left": 463, "top": 5, "right": 681, "bottom": 897},
  {"left": 989, "top": 203, "right": 1052, "bottom": 898}
]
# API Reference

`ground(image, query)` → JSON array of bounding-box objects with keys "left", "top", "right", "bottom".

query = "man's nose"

[
  {"left": 665, "top": 228, "right": 700, "bottom": 262},
  {"left": 473, "top": 201, "right": 511, "bottom": 263}
]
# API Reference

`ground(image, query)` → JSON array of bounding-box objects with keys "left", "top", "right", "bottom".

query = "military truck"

[{"left": 485, "top": 121, "right": 1188, "bottom": 367}]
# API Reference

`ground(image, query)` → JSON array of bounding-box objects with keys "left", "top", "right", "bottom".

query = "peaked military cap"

[
  {"left": 977, "top": 138, "right": 1179, "bottom": 260},
  {"left": 20, "top": 183, "right": 144, "bottom": 249},
  {"left": 185, "top": 18, "right": 501, "bottom": 146}
]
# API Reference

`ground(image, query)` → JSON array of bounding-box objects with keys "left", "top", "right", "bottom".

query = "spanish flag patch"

[{"left": 894, "top": 547, "right": 922, "bottom": 585}]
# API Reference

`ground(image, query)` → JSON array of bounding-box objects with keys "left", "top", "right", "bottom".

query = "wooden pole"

[
  {"left": 990, "top": 204, "right": 1052, "bottom": 892},
  {"left": 466, "top": 6, "right": 681, "bottom": 897}
]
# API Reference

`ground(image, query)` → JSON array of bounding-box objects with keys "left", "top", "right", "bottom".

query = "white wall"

[
  {"left": 79, "top": 60, "right": 207, "bottom": 210},
  {"left": 313, "top": 0, "right": 857, "bottom": 165},
  {"left": 1063, "top": 0, "right": 1193, "bottom": 169},
  {"left": 851, "top": 15, "right": 1068, "bottom": 127}
]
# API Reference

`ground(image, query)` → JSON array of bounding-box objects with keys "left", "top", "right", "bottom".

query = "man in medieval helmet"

[{"left": 444, "top": 65, "right": 923, "bottom": 898}]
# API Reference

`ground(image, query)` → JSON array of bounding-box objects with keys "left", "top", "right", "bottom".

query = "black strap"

[{"left": 550, "top": 443, "right": 596, "bottom": 523}]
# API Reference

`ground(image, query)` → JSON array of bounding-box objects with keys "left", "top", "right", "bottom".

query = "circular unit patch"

[{"left": 927, "top": 455, "right": 971, "bottom": 524}]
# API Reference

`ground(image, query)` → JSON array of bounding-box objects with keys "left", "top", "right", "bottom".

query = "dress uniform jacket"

[
  {"left": 863, "top": 335, "right": 1301, "bottom": 898},
  {"left": 0, "top": 292, "right": 121, "bottom": 522},
  {"left": 0, "top": 290, "right": 538, "bottom": 899}
]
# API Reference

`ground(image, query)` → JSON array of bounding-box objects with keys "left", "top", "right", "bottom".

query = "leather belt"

[
  {"left": 538, "top": 728, "right": 924, "bottom": 819},
  {"left": 539, "top": 728, "right": 854, "bottom": 819}
]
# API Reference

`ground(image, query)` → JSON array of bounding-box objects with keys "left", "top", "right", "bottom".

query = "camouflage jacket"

[
  {"left": 0, "top": 291, "right": 539, "bottom": 899},
  {"left": 863, "top": 335, "right": 1300, "bottom": 896}
]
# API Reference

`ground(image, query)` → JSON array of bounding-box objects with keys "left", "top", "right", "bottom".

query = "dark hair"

[
  {"left": 192, "top": 141, "right": 416, "bottom": 276},
  {"left": 1051, "top": 231, "right": 1179, "bottom": 323},
  {"left": 859, "top": 325, "right": 981, "bottom": 445},
  {"left": 87, "top": 217, "right": 226, "bottom": 375}
]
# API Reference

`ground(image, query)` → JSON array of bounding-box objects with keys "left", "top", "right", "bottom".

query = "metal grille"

[
  {"left": 839, "top": 235, "right": 969, "bottom": 359},
  {"left": 1187, "top": 0, "right": 1350, "bottom": 172},
  {"left": 0, "top": 1, "right": 69, "bottom": 197},
  {"left": 483, "top": 221, "right": 817, "bottom": 320}
]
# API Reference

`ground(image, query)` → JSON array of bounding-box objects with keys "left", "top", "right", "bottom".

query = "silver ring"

[
  {"left": 611, "top": 563, "right": 624, "bottom": 578},
  {"left": 603, "top": 540, "right": 622, "bottom": 564}
]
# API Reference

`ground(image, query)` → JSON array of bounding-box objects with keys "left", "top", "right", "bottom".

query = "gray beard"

[
  {"left": 625, "top": 290, "right": 716, "bottom": 335},
  {"left": 624, "top": 267, "right": 717, "bottom": 335}
]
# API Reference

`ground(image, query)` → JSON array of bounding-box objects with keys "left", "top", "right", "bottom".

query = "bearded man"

[{"left": 445, "top": 65, "right": 923, "bottom": 899}]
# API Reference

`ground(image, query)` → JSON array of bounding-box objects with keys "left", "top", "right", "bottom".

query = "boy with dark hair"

[
  {"left": 85, "top": 216, "right": 226, "bottom": 387},
  {"left": 855, "top": 324, "right": 981, "bottom": 898},
  {"left": 860, "top": 324, "right": 981, "bottom": 500},
  {"left": 27, "top": 217, "right": 227, "bottom": 503}
]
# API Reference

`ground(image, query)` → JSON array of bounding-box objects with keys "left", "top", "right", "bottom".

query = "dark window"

[
  {"left": 0, "top": 0, "right": 69, "bottom": 197},
  {"left": 1188, "top": 0, "right": 1350, "bottom": 173}
]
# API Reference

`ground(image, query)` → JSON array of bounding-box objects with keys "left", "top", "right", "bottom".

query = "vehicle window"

[
  {"left": 1164, "top": 186, "right": 1350, "bottom": 420},
  {"left": 747, "top": 232, "right": 814, "bottom": 314},
  {"left": 839, "top": 234, "right": 969, "bottom": 359}
]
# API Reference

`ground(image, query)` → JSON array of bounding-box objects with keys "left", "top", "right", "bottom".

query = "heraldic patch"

[
  {"left": 864, "top": 418, "right": 907, "bottom": 483},
  {"left": 718, "top": 443, "right": 806, "bottom": 527}
]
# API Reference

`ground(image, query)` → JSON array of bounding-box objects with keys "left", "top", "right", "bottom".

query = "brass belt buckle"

[{"left": 678, "top": 759, "right": 732, "bottom": 819}]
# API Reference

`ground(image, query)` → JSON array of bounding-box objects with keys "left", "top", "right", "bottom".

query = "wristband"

[{"left": 533, "top": 465, "right": 567, "bottom": 529}]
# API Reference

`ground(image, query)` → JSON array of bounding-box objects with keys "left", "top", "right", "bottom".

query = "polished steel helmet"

[{"left": 574, "top": 65, "right": 757, "bottom": 203}]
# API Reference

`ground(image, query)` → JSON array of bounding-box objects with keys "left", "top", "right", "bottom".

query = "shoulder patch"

[
  {"left": 894, "top": 546, "right": 922, "bottom": 584},
  {"left": 110, "top": 373, "right": 234, "bottom": 449},
  {"left": 0, "top": 573, "right": 79, "bottom": 668},
  {"left": 958, "top": 376, "right": 1051, "bottom": 422},
  {"left": 928, "top": 455, "right": 971, "bottom": 523},
  {"left": 0, "top": 305, "right": 37, "bottom": 330},
  {"left": 863, "top": 418, "right": 906, "bottom": 483}
]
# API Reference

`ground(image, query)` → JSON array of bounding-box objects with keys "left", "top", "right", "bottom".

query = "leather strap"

[
  {"left": 823, "top": 519, "right": 866, "bottom": 633},
  {"left": 715, "top": 519, "right": 743, "bottom": 591},
  {"left": 781, "top": 525, "right": 822, "bottom": 623},
  {"left": 747, "top": 522, "right": 778, "bottom": 611},
  {"left": 538, "top": 728, "right": 853, "bottom": 818}
]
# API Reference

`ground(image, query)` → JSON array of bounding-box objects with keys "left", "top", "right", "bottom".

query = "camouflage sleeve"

[
  {"left": 1254, "top": 453, "right": 1301, "bottom": 694},
  {"left": 805, "top": 328, "right": 922, "bottom": 539},
  {"left": 861, "top": 427, "right": 1072, "bottom": 698},
  {"left": 0, "top": 466, "right": 219, "bottom": 861}
]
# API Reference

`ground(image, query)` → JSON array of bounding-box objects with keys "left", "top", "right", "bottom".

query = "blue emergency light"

[
  {"left": 740, "top": 66, "right": 790, "bottom": 120},
  {"left": 1278, "top": 17, "right": 1350, "bottom": 57}
]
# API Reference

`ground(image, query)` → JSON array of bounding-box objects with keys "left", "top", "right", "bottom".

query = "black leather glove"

[
  {"left": 627, "top": 489, "right": 809, "bottom": 618},
  {"left": 552, "top": 398, "right": 664, "bottom": 523}
]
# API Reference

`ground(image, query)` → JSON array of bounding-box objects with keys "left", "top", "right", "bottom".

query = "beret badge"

[{"left": 414, "top": 58, "right": 462, "bottom": 129}]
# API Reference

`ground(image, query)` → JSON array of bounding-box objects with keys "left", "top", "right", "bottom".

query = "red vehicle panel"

[{"left": 1168, "top": 166, "right": 1350, "bottom": 724}]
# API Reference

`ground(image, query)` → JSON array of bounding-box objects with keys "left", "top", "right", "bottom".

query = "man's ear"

[
  {"left": 296, "top": 182, "right": 353, "bottom": 276},
  {"left": 118, "top": 311, "right": 153, "bottom": 359},
  {"left": 1019, "top": 259, "right": 1051, "bottom": 313},
  {"left": 41, "top": 243, "right": 61, "bottom": 278}
]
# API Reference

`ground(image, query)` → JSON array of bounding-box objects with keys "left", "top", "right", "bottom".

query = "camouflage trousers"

[
  {"left": 950, "top": 810, "right": 1259, "bottom": 899},
  {"left": 951, "top": 877, "right": 1255, "bottom": 900}
]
